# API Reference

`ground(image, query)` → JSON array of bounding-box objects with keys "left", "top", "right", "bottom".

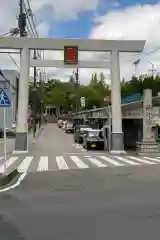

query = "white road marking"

[
  {"left": 56, "top": 156, "right": 69, "bottom": 170},
  {"left": 128, "top": 156, "right": 156, "bottom": 165},
  {"left": 86, "top": 157, "right": 107, "bottom": 168},
  {"left": 0, "top": 157, "right": 18, "bottom": 173},
  {"left": 100, "top": 156, "right": 124, "bottom": 166},
  {"left": 0, "top": 172, "right": 27, "bottom": 193},
  {"left": 143, "top": 157, "right": 160, "bottom": 163},
  {"left": 37, "top": 156, "right": 48, "bottom": 171},
  {"left": 114, "top": 156, "right": 141, "bottom": 166},
  {"left": 70, "top": 156, "right": 89, "bottom": 169},
  {"left": 17, "top": 156, "right": 33, "bottom": 172}
]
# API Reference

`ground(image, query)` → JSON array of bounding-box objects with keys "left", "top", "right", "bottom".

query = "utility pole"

[
  {"left": 39, "top": 71, "right": 44, "bottom": 127},
  {"left": 75, "top": 68, "right": 79, "bottom": 112},
  {"left": 19, "top": 0, "right": 26, "bottom": 37},
  {"left": 33, "top": 50, "right": 37, "bottom": 138},
  {"left": 148, "top": 63, "right": 156, "bottom": 77},
  {"left": 16, "top": 0, "right": 26, "bottom": 122},
  {"left": 19, "top": 0, "right": 37, "bottom": 137}
]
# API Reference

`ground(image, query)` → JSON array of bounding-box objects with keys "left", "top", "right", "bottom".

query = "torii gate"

[{"left": 0, "top": 37, "right": 145, "bottom": 154}]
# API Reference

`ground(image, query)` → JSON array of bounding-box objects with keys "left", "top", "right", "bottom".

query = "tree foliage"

[{"left": 29, "top": 73, "right": 160, "bottom": 114}]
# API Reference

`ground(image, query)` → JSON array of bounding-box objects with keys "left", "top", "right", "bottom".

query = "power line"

[
  {"left": 8, "top": 53, "right": 20, "bottom": 70},
  {"left": 25, "top": 0, "right": 39, "bottom": 37}
]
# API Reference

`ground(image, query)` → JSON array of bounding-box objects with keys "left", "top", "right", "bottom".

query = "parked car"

[
  {"left": 74, "top": 125, "right": 92, "bottom": 143},
  {"left": 62, "top": 121, "right": 66, "bottom": 130},
  {"left": 65, "top": 121, "right": 74, "bottom": 133},
  {"left": 83, "top": 129, "right": 104, "bottom": 150}
]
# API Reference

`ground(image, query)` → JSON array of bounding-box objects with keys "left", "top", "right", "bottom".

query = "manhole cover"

[{"left": 53, "top": 184, "right": 86, "bottom": 191}]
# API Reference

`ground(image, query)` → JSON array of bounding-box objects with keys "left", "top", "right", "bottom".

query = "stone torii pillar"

[
  {"left": 14, "top": 47, "right": 30, "bottom": 153},
  {"left": 110, "top": 50, "right": 125, "bottom": 154}
]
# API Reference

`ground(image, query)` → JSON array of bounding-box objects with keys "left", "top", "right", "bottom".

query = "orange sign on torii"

[{"left": 64, "top": 46, "right": 78, "bottom": 64}]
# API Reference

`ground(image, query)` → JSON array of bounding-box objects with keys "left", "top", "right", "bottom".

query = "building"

[{"left": 0, "top": 69, "right": 19, "bottom": 132}]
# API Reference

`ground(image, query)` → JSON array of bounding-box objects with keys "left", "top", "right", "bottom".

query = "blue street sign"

[{"left": 0, "top": 89, "right": 11, "bottom": 107}]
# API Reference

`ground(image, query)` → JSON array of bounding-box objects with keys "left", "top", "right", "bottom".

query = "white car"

[{"left": 62, "top": 121, "right": 66, "bottom": 130}]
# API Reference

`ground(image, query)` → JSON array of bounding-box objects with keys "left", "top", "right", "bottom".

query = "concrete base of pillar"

[
  {"left": 137, "top": 140, "right": 160, "bottom": 156},
  {"left": 14, "top": 132, "right": 28, "bottom": 153},
  {"left": 110, "top": 132, "right": 125, "bottom": 154},
  {"left": 110, "top": 150, "right": 126, "bottom": 154}
]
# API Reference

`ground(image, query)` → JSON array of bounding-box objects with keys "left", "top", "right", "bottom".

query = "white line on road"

[
  {"left": 100, "top": 156, "right": 124, "bottom": 166},
  {"left": 56, "top": 156, "right": 69, "bottom": 170},
  {"left": 128, "top": 156, "right": 156, "bottom": 165},
  {"left": 37, "top": 156, "right": 48, "bottom": 171},
  {"left": 86, "top": 157, "right": 107, "bottom": 168},
  {"left": 70, "top": 156, "right": 89, "bottom": 169},
  {"left": 0, "top": 157, "right": 18, "bottom": 173},
  {"left": 143, "top": 157, "right": 160, "bottom": 163},
  {"left": 0, "top": 172, "right": 27, "bottom": 193},
  {"left": 17, "top": 156, "right": 33, "bottom": 173},
  {"left": 113, "top": 156, "right": 141, "bottom": 166}
]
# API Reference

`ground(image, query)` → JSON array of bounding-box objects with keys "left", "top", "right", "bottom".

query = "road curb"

[{"left": 0, "top": 169, "right": 21, "bottom": 189}]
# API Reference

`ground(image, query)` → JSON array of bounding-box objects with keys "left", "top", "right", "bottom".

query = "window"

[{"left": 0, "top": 81, "right": 9, "bottom": 89}]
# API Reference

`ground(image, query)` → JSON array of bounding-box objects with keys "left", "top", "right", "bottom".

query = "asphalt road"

[{"left": 0, "top": 124, "right": 160, "bottom": 239}]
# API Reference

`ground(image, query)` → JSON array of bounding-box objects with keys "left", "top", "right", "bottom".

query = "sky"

[{"left": 0, "top": 0, "right": 160, "bottom": 85}]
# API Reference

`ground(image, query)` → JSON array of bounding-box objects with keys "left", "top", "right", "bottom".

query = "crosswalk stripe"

[
  {"left": 0, "top": 157, "right": 18, "bottom": 173},
  {"left": 37, "top": 156, "right": 48, "bottom": 171},
  {"left": 70, "top": 156, "right": 89, "bottom": 169},
  {"left": 99, "top": 156, "right": 124, "bottom": 166},
  {"left": 114, "top": 156, "right": 141, "bottom": 165},
  {"left": 128, "top": 156, "right": 156, "bottom": 165},
  {"left": 17, "top": 156, "right": 33, "bottom": 172},
  {"left": 143, "top": 157, "right": 160, "bottom": 163},
  {"left": 86, "top": 157, "right": 107, "bottom": 168},
  {"left": 56, "top": 156, "right": 69, "bottom": 170}
]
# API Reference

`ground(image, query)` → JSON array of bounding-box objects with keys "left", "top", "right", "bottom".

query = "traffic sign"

[
  {"left": 0, "top": 89, "right": 11, "bottom": 107},
  {"left": 64, "top": 46, "right": 78, "bottom": 64},
  {"left": 80, "top": 96, "right": 85, "bottom": 107}
]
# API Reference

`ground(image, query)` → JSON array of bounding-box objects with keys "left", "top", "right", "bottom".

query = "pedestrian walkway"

[{"left": 1, "top": 154, "right": 160, "bottom": 174}]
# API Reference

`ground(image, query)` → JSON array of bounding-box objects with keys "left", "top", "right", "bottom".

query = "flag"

[{"left": 133, "top": 59, "right": 140, "bottom": 65}]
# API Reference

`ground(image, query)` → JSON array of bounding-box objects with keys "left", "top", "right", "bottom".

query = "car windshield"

[
  {"left": 80, "top": 125, "right": 90, "bottom": 128},
  {"left": 67, "top": 122, "right": 73, "bottom": 126},
  {"left": 88, "top": 130, "right": 100, "bottom": 138}
]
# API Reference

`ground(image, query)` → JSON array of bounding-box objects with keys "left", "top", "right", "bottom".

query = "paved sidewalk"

[
  {"left": 0, "top": 138, "right": 15, "bottom": 156},
  {"left": 28, "top": 124, "right": 45, "bottom": 152}
]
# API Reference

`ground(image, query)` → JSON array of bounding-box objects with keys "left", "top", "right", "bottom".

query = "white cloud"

[
  {"left": 44, "top": 3, "right": 160, "bottom": 84},
  {"left": 31, "top": 0, "right": 99, "bottom": 20},
  {"left": 2, "top": 1, "right": 160, "bottom": 86},
  {"left": 0, "top": 0, "right": 18, "bottom": 35},
  {"left": 90, "top": 3, "right": 160, "bottom": 80},
  {"left": 0, "top": 0, "right": 100, "bottom": 84}
]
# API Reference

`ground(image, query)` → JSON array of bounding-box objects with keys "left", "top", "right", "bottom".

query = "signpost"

[
  {"left": 0, "top": 89, "right": 11, "bottom": 173},
  {"left": 80, "top": 97, "right": 85, "bottom": 108}
]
